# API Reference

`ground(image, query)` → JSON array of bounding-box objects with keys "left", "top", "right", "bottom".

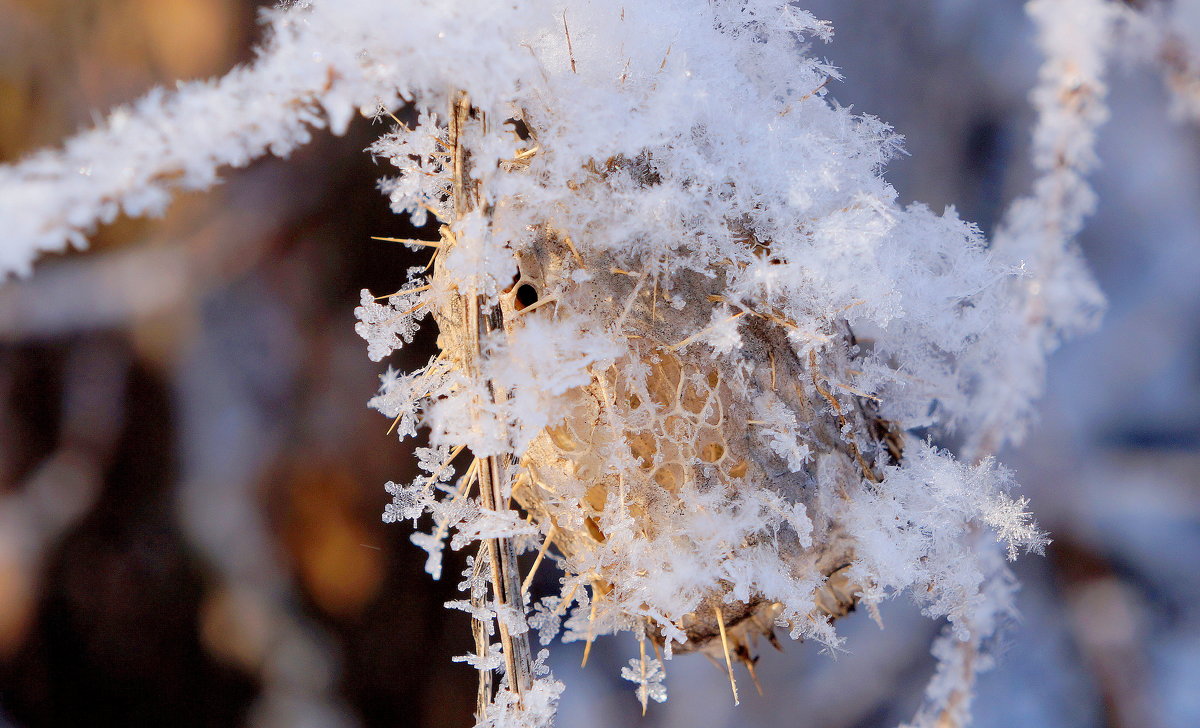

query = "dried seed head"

[{"left": 427, "top": 223, "right": 897, "bottom": 655}]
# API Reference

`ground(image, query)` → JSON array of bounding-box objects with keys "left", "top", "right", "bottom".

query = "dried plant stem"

[
  {"left": 470, "top": 553, "right": 494, "bottom": 722},
  {"left": 450, "top": 90, "right": 535, "bottom": 706},
  {"left": 935, "top": 646, "right": 976, "bottom": 728}
]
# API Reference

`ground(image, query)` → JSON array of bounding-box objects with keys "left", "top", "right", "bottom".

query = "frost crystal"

[
  {"left": 354, "top": 287, "right": 429, "bottom": 362},
  {"left": 621, "top": 657, "right": 668, "bottom": 705},
  {"left": 528, "top": 598, "right": 563, "bottom": 647}
]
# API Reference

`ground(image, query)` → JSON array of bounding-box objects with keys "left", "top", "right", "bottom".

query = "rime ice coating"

[{"left": 0, "top": 0, "right": 542, "bottom": 278}]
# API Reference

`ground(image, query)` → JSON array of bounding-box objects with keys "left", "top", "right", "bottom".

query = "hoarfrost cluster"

[{"left": 3, "top": 0, "right": 1190, "bottom": 727}]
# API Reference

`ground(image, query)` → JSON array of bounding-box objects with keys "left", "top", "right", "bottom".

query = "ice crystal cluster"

[
  {"left": 358, "top": 3, "right": 1063, "bottom": 726},
  {"left": 0, "top": 0, "right": 1153, "bottom": 726}
]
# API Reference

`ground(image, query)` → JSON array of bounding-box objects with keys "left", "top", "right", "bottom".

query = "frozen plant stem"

[
  {"left": 967, "top": 0, "right": 1117, "bottom": 460},
  {"left": 450, "top": 91, "right": 535, "bottom": 710}
]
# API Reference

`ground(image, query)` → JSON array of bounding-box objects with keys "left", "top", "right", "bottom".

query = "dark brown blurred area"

[{"left": 0, "top": 2, "right": 475, "bottom": 726}]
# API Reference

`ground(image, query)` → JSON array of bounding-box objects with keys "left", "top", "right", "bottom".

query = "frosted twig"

[
  {"left": 966, "top": 0, "right": 1118, "bottom": 458},
  {"left": 0, "top": 0, "right": 537, "bottom": 280}
]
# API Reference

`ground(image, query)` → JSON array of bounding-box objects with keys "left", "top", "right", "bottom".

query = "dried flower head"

[{"left": 356, "top": 3, "right": 1068, "bottom": 721}]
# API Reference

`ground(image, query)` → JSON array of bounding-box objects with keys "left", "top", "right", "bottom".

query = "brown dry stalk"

[{"left": 449, "top": 90, "right": 535, "bottom": 707}]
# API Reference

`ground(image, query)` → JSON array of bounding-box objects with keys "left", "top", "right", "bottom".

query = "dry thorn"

[
  {"left": 521, "top": 522, "right": 558, "bottom": 595},
  {"left": 649, "top": 636, "right": 665, "bottom": 676},
  {"left": 740, "top": 646, "right": 764, "bottom": 697},
  {"left": 424, "top": 446, "right": 466, "bottom": 489},
  {"left": 638, "top": 628, "right": 649, "bottom": 715},
  {"left": 384, "top": 111, "right": 408, "bottom": 129},
  {"left": 524, "top": 461, "right": 560, "bottom": 497},
  {"left": 715, "top": 606, "right": 740, "bottom": 706},
  {"left": 666, "top": 311, "right": 746, "bottom": 351},
  {"left": 385, "top": 412, "right": 404, "bottom": 436},
  {"left": 562, "top": 12, "right": 577, "bottom": 74},
  {"left": 556, "top": 580, "right": 581, "bottom": 616},
  {"left": 581, "top": 585, "right": 600, "bottom": 667},
  {"left": 779, "top": 77, "right": 830, "bottom": 117},
  {"left": 422, "top": 245, "right": 440, "bottom": 272},
  {"left": 391, "top": 299, "right": 428, "bottom": 320},
  {"left": 836, "top": 298, "right": 866, "bottom": 313},
  {"left": 562, "top": 234, "right": 586, "bottom": 268},
  {"left": 432, "top": 458, "right": 480, "bottom": 542},
  {"left": 508, "top": 471, "right": 531, "bottom": 505},
  {"left": 371, "top": 236, "right": 441, "bottom": 248},
  {"left": 833, "top": 381, "right": 880, "bottom": 402},
  {"left": 418, "top": 201, "right": 445, "bottom": 223},
  {"left": 374, "top": 284, "right": 430, "bottom": 300},
  {"left": 516, "top": 296, "right": 557, "bottom": 316}
]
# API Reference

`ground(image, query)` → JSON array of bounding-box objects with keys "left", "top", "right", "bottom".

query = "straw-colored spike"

[
  {"left": 521, "top": 523, "right": 557, "bottom": 595},
  {"left": 638, "top": 631, "right": 649, "bottom": 715},
  {"left": 374, "top": 284, "right": 431, "bottom": 300},
  {"left": 581, "top": 586, "right": 599, "bottom": 668},
  {"left": 371, "top": 236, "right": 442, "bottom": 248},
  {"left": 555, "top": 581, "right": 580, "bottom": 616},
  {"left": 432, "top": 458, "right": 479, "bottom": 543},
  {"left": 561, "top": 234, "right": 586, "bottom": 268},
  {"left": 649, "top": 636, "right": 666, "bottom": 677},
  {"left": 714, "top": 606, "right": 740, "bottom": 706},
  {"left": 666, "top": 311, "right": 746, "bottom": 351}
]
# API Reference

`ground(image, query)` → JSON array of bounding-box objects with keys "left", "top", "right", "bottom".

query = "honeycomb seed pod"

[{"left": 428, "top": 222, "right": 903, "bottom": 658}]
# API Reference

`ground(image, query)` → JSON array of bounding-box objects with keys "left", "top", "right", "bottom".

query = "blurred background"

[{"left": 0, "top": 1, "right": 1196, "bottom": 727}]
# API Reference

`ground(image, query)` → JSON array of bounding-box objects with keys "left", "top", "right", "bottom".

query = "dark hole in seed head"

[
  {"left": 505, "top": 118, "right": 532, "bottom": 141},
  {"left": 515, "top": 284, "right": 539, "bottom": 310}
]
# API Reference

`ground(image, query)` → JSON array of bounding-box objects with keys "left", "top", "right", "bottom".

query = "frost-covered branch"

[
  {"left": 965, "top": 0, "right": 1119, "bottom": 458},
  {"left": 0, "top": 0, "right": 537, "bottom": 279},
  {"left": 1145, "top": 0, "right": 1200, "bottom": 121}
]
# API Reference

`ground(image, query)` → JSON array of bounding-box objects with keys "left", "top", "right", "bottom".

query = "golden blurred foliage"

[
  {"left": 200, "top": 583, "right": 273, "bottom": 672},
  {"left": 0, "top": 537, "right": 35, "bottom": 659},
  {"left": 0, "top": 0, "right": 247, "bottom": 162},
  {"left": 282, "top": 464, "right": 386, "bottom": 620},
  {"left": 134, "top": 0, "right": 240, "bottom": 78}
]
